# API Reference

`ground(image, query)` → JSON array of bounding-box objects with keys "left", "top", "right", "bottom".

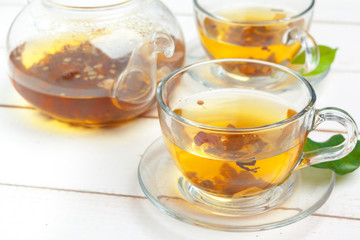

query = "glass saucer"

[{"left": 138, "top": 137, "right": 335, "bottom": 232}]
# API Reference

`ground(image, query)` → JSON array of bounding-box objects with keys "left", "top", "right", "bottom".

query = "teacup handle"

[
  {"left": 287, "top": 29, "right": 320, "bottom": 74},
  {"left": 297, "top": 107, "right": 358, "bottom": 170}
]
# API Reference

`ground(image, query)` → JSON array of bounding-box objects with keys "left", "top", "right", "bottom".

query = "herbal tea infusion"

[
  {"left": 7, "top": 0, "right": 186, "bottom": 125},
  {"left": 153, "top": 58, "right": 357, "bottom": 218},
  {"left": 198, "top": 7, "right": 304, "bottom": 64},
  {"left": 9, "top": 36, "right": 184, "bottom": 125},
  {"left": 195, "top": 6, "right": 312, "bottom": 75},
  {"left": 162, "top": 89, "right": 304, "bottom": 198}
]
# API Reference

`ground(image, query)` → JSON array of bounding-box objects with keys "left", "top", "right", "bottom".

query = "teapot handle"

[{"left": 112, "top": 32, "right": 175, "bottom": 106}]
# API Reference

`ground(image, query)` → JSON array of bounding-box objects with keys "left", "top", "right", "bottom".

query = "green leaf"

[
  {"left": 291, "top": 45, "right": 338, "bottom": 76},
  {"left": 304, "top": 135, "right": 360, "bottom": 175}
]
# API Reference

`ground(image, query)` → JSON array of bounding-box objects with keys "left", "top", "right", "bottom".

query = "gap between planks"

[
  {"left": 0, "top": 182, "right": 147, "bottom": 200},
  {"left": 0, "top": 104, "right": 158, "bottom": 119}
]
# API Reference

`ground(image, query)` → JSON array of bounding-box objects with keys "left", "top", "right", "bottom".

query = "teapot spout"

[{"left": 111, "top": 32, "right": 175, "bottom": 108}]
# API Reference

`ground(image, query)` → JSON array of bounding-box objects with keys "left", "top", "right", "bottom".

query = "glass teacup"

[
  {"left": 156, "top": 59, "right": 358, "bottom": 215},
  {"left": 194, "top": 0, "right": 319, "bottom": 74}
]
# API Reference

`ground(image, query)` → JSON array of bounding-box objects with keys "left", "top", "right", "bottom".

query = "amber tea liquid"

[
  {"left": 9, "top": 34, "right": 185, "bottom": 125},
  {"left": 163, "top": 90, "right": 303, "bottom": 198},
  {"left": 198, "top": 7, "right": 304, "bottom": 75}
]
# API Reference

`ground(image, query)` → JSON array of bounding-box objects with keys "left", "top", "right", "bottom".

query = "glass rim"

[
  {"left": 157, "top": 58, "right": 316, "bottom": 133},
  {"left": 44, "top": 0, "right": 134, "bottom": 11},
  {"left": 193, "top": 0, "right": 315, "bottom": 25}
]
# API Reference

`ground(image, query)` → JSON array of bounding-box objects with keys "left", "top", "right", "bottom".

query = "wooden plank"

[
  {"left": 0, "top": 184, "right": 359, "bottom": 240},
  {"left": 0, "top": 106, "right": 160, "bottom": 196},
  {"left": 161, "top": 0, "right": 360, "bottom": 25}
]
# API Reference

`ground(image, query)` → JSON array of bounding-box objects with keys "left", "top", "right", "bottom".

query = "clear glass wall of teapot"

[{"left": 7, "top": 0, "right": 185, "bottom": 126}]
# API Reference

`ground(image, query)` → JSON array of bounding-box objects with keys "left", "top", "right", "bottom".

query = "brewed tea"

[
  {"left": 163, "top": 89, "right": 303, "bottom": 197},
  {"left": 197, "top": 7, "right": 304, "bottom": 75},
  {"left": 9, "top": 35, "right": 184, "bottom": 125}
]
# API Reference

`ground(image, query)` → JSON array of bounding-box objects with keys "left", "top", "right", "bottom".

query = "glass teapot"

[{"left": 7, "top": 0, "right": 185, "bottom": 126}]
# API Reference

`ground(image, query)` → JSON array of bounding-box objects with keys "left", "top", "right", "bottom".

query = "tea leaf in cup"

[
  {"left": 304, "top": 135, "right": 360, "bottom": 175},
  {"left": 292, "top": 45, "right": 338, "bottom": 76}
]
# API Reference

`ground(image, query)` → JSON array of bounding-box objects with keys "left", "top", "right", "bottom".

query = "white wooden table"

[{"left": 0, "top": 0, "right": 359, "bottom": 239}]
